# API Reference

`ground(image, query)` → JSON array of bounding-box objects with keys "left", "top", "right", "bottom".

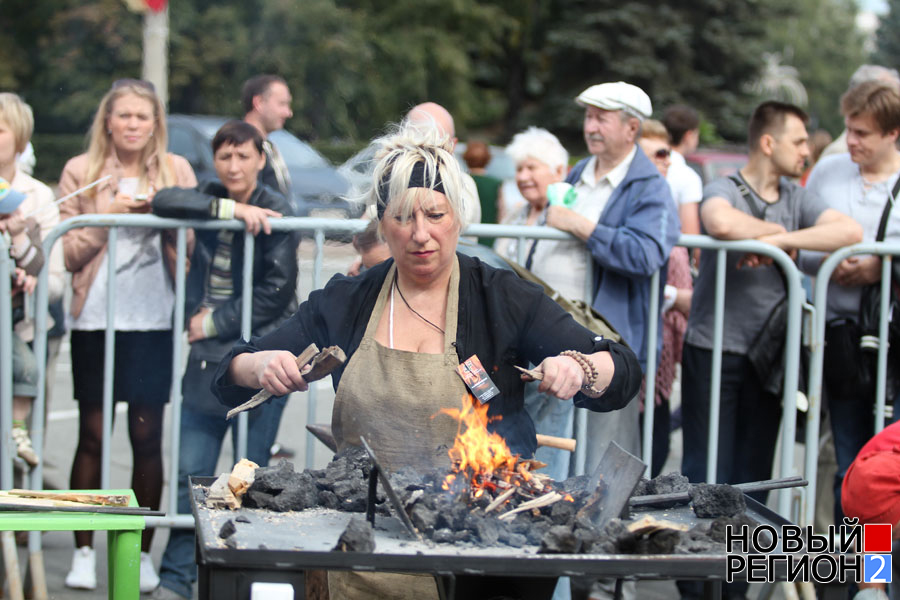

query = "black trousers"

[{"left": 680, "top": 343, "right": 782, "bottom": 500}]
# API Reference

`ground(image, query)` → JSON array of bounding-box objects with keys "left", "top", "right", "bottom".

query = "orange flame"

[{"left": 437, "top": 395, "right": 527, "bottom": 494}]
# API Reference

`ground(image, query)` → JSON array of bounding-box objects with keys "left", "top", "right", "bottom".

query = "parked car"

[
  {"left": 686, "top": 149, "right": 748, "bottom": 185},
  {"left": 167, "top": 114, "right": 362, "bottom": 218}
]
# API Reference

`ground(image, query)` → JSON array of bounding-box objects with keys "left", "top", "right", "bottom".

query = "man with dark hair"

[
  {"left": 662, "top": 104, "right": 703, "bottom": 237},
  {"left": 681, "top": 99, "right": 860, "bottom": 505},
  {"left": 678, "top": 101, "right": 861, "bottom": 598},
  {"left": 804, "top": 80, "right": 900, "bottom": 528},
  {"left": 241, "top": 74, "right": 293, "bottom": 199},
  {"left": 147, "top": 120, "right": 300, "bottom": 600}
]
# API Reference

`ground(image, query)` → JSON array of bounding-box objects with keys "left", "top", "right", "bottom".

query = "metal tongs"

[{"left": 225, "top": 343, "right": 346, "bottom": 420}]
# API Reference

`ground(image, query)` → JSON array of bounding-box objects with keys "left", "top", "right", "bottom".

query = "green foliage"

[
  {"left": 760, "top": 0, "right": 867, "bottom": 136},
  {"left": 876, "top": 0, "right": 900, "bottom": 79},
  {"left": 30, "top": 133, "right": 86, "bottom": 184},
  {"left": 0, "top": 0, "right": 875, "bottom": 159}
]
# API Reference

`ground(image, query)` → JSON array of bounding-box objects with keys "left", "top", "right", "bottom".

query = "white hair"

[
  {"left": 504, "top": 126, "right": 569, "bottom": 172},
  {"left": 368, "top": 120, "right": 466, "bottom": 231}
]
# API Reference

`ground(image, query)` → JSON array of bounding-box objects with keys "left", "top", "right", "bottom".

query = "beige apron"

[
  {"left": 329, "top": 258, "right": 466, "bottom": 600},
  {"left": 331, "top": 258, "right": 466, "bottom": 472}
]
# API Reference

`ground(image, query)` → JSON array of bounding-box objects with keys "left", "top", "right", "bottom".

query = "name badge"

[{"left": 456, "top": 355, "right": 500, "bottom": 404}]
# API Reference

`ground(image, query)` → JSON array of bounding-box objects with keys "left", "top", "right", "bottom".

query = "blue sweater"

[{"left": 566, "top": 147, "right": 681, "bottom": 371}]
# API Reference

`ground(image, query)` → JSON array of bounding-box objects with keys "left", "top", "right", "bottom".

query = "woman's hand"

[
  {"left": 10, "top": 267, "right": 35, "bottom": 295},
  {"left": 0, "top": 209, "right": 27, "bottom": 238},
  {"left": 107, "top": 192, "right": 151, "bottom": 215},
  {"left": 233, "top": 204, "right": 282, "bottom": 235},
  {"left": 249, "top": 350, "right": 310, "bottom": 396},
  {"left": 187, "top": 308, "right": 210, "bottom": 343},
  {"left": 534, "top": 355, "right": 584, "bottom": 400}
]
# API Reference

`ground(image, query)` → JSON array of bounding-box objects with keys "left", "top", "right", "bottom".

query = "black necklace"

[{"left": 393, "top": 272, "right": 445, "bottom": 335}]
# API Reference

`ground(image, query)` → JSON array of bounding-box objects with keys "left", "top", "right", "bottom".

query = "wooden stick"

[
  {"left": 498, "top": 491, "right": 562, "bottom": 521},
  {"left": 484, "top": 487, "right": 517, "bottom": 513},
  {"left": 536, "top": 434, "right": 576, "bottom": 452},
  {"left": 7, "top": 490, "right": 130, "bottom": 507},
  {"left": 2, "top": 531, "right": 24, "bottom": 600},
  {"left": 514, "top": 365, "right": 543, "bottom": 381},
  {"left": 226, "top": 344, "right": 319, "bottom": 420}
]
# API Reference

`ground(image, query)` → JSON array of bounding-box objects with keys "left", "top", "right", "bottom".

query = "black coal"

[{"left": 224, "top": 451, "right": 744, "bottom": 556}]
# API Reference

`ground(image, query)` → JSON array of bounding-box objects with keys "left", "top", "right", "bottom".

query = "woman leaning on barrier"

[{"left": 57, "top": 79, "right": 197, "bottom": 593}]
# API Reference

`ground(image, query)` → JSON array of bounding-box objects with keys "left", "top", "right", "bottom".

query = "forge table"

[{"left": 191, "top": 478, "right": 795, "bottom": 600}]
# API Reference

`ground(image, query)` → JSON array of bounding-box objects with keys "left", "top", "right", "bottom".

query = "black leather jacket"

[{"left": 153, "top": 182, "right": 300, "bottom": 362}]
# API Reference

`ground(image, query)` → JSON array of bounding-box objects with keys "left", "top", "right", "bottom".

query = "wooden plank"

[{"left": 7, "top": 490, "right": 130, "bottom": 507}]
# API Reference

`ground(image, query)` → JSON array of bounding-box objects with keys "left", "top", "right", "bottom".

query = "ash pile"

[{"left": 222, "top": 448, "right": 756, "bottom": 556}]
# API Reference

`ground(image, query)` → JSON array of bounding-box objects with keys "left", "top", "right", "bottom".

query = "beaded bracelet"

[{"left": 560, "top": 350, "right": 604, "bottom": 395}]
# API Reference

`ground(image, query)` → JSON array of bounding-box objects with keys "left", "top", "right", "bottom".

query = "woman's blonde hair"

[
  {"left": 84, "top": 80, "right": 173, "bottom": 196},
  {"left": 0, "top": 93, "right": 34, "bottom": 153},
  {"left": 368, "top": 119, "right": 466, "bottom": 235}
]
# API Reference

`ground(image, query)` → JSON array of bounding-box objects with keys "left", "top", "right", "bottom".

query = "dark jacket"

[
  {"left": 213, "top": 253, "right": 642, "bottom": 457},
  {"left": 566, "top": 148, "right": 681, "bottom": 370},
  {"left": 153, "top": 181, "right": 300, "bottom": 362}
]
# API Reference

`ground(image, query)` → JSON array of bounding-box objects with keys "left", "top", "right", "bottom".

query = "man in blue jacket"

[
  {"left": 548, "top": 81, "right": 679, "bottom": 467},
  {"left": 549, "top": 81, "right": 679, "bottom": 600}
]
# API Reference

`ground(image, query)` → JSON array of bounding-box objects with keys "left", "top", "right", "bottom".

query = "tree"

[
  {"left": 762, "top": 0, "right": 867, "bottom": 136},
  {"left": 875, "top": 0, "right": 900, "bottom": 75},
  {"left": 520, "top": 0, "right": 797, "bottom": 145}
]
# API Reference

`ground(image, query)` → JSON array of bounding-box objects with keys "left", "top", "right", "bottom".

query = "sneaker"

[
  {"left": 140, "top": 551, "right": 160, "bottom": 593},
  {"left": 65, "top": 546, "right": 97, "bottom": 590},
  {"left": 11, "top": 426, "right": 38, "bottom": 467}
]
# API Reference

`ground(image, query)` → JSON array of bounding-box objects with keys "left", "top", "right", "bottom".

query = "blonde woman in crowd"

[
  {"left": 0, "top": 92, "right": 65, "bottom": 467},
  {"left": 58, "top": 79, "right": 196, "bottom": 592}
]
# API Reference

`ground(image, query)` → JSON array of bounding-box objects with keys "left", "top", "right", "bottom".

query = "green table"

[{"left": 0, "top": 489, "right": 143, "bottom": 600}]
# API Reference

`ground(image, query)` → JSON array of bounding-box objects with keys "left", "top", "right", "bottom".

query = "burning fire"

[{"left": 437, "top": 395, "right": 531, "bottom": 498}]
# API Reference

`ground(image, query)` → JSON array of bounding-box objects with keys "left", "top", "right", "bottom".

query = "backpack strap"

[
  {"left": 728, "top": 173, "right": 767, "bottom": 221},
  {"left": 875, "top": 175, "right": 900, "bottom": 242}
]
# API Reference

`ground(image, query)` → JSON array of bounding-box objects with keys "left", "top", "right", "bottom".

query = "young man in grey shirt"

[
  {"left": 679, "top": 101, "right": 861, "bottom": 599},
  {"left": 681, "top": 100, "right": 860, "bottom": 497},
  {"left": 805, "top": 80, "right": 900, "bottom": 527}
]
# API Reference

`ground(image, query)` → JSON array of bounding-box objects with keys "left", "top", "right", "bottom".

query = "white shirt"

[
  {"left": 666, "top": 150, "right": 703, "bottom": 206},
  {"left": 573, "top": 145, "right": 637, "bottom": 220},
  {"left": 70, "top": 178, "right": 175, "bottom": 331},
  {"left": 804, "top": 152, "right": 900, "bottom": 320}
]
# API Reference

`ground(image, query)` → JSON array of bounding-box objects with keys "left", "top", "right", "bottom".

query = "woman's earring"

[
  {"left": 107, "top": 129, "right": 112, "bottom": 135},
  {"left": 149, "top": 131, "right": 154, "bottom": 138}
]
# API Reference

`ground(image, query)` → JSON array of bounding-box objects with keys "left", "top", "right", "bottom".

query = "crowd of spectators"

[{"left": 5, "top": 62, "right": 900, "bottom": 600}]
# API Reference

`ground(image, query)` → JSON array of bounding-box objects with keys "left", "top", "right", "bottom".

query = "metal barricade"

[
  {"left": 10, "top": 218, "right": 809, "bottom": 537},
  {"left": 802, "top": 242, "right": 900, "bottom": 527},
  {"left": 0, "top": 233, "right": 14, "bottom": 493},
  {"left": 666, "top": 235, "right": 806, "bottom": 518}
]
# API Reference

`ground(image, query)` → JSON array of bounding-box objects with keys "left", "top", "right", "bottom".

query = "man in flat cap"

[
  {"left": 548, "top": 82, "right": 680, "bottom": 465},
  {"left": 550, "top": 80, "right": 679, "bottom": 600}
]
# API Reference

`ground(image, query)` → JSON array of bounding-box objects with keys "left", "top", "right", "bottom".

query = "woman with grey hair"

[
  {"left": 214, "top": 121, "right": 640, "bottom": 598},
  {"left": 496, "top": 126, "right": 595, "bottom": 487}
]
